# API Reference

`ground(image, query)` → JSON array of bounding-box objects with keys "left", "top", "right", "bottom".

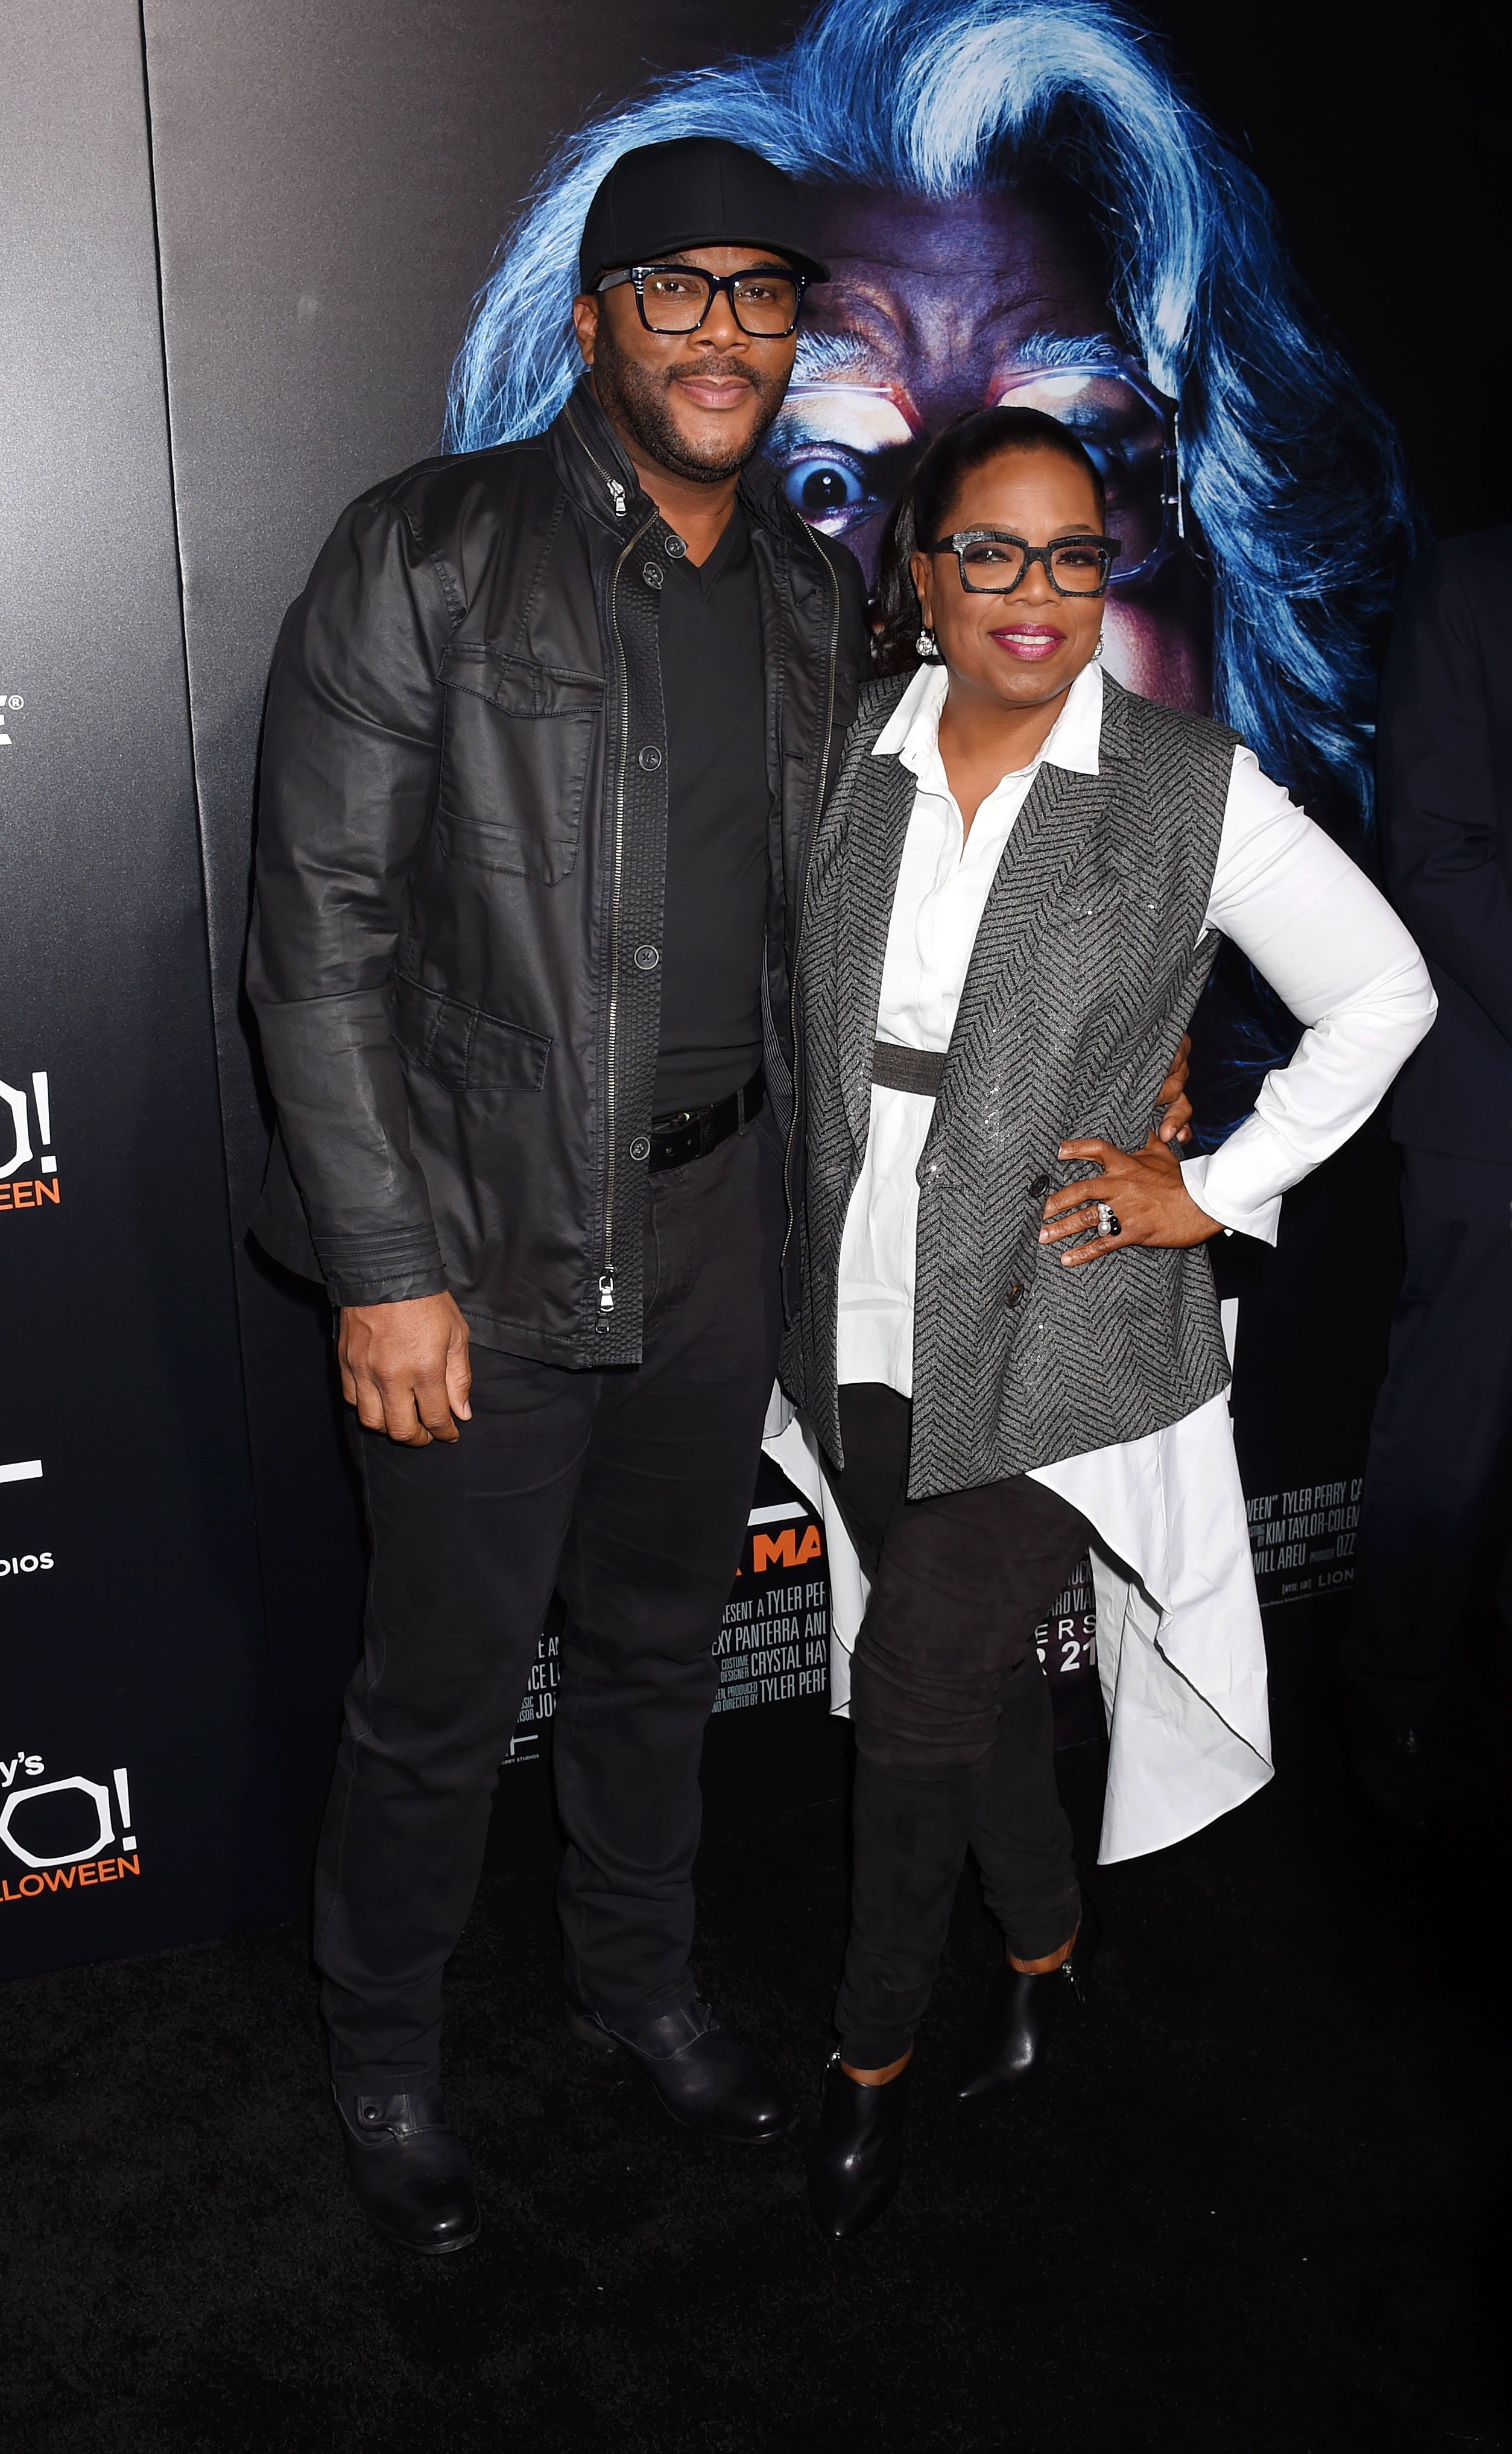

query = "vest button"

[
  {"left": 642, "top": 563, "right": 664, "bottom": 588},
  {"left": 1028, "top": 1172, "right": 1052, "bottom": 1199},
  {"left": 629, "top": 1135, "right": 651, "bottom": 1162},
  {"left": 663, "top": 534, "right": 687, "bottom": 558},
  {"left": 637, "top": 745, "right": 663, "bottom": 772},
  {"left": 1005, "top": 1281, "right": 1025, "bottom": 1307},
  {"left": 633, "top": 944, "right": 659, "bottom": 970}
]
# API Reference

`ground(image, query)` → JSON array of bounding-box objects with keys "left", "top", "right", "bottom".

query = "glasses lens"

[
  {"left": 995, "top": 369, "right": 1169, "bottom": 577},
  {"left": 1048, "top": 541, "right": 1110, "bottom": 593},
  {"left": 639, "top": 269, "right": 713, "bottom": 332},
  {"left": 958, "top": 536, "right": 1028, "bottom": 591},
  {"left": 730, "top": 274, "right": 800, "bottom": 335}
]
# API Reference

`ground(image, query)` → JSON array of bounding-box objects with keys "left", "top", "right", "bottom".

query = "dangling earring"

[
  {"left": 1092, "top": 635, "right": 1105, "bottom": 661},
  {"left": 916, "top": 627, "right": 939, "bottom": 661}
]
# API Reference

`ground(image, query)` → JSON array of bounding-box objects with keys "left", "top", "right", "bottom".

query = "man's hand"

[
  {"left": 1040, "top": 1133, "right": 1221, "bottom": 1268},
  {"left": 338, "top": 1293, "right": 472, "bottom": 1445},
  {"left": 1155, "top": 1033, "right": 1194, "bottom": 1145}
]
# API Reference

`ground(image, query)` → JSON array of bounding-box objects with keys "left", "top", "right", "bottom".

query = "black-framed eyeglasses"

[
  {"left": 598, "top": 262, "right": 807, "bottom": 338},
  {"left": 925, "top": 530, "right": 1122, "bottom": 597}
]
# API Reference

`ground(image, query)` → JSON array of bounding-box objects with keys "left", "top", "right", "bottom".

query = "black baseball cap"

[{"left": 577, "top": 136, "right": 829, "bottom": 294}]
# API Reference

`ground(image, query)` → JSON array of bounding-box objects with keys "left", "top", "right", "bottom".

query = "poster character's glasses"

[
  {"left": 925, "top": 530, "right": 1121, "bottom": 597},
  {"left": 597, "top": 263, "right": 808, "bottom": 338},
  {"left": 770, "top": 357, "right": 1181, "bottom": 584}
]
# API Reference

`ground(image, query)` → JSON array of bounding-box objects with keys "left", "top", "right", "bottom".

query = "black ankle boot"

[
  {"left": 806, "top": 2053, "right": 911, "bottom": 2240},
  {"left": 334, "top": 2084, "right": 480, "bottom": 2253},
  {"left": 954, "top": 1939, "right": 1086, "bottom": 2104}
]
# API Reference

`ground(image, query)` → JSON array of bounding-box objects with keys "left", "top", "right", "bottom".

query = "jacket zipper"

[
  {"left": 561, "top": 404, "right": 656, "bottom": 1319},
  {"left": 780, "top": 539, "right": 842, "bottom": 1281}
]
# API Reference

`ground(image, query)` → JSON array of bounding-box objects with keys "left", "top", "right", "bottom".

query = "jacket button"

[
  {"left": 1005, "top": 1281, "right": 1025, "bottom": 1307},
  {"left": 1028, "top": 1172, "right": 1052, "bottom": 1198},
  {"left": 637, "top": 745, "right": 663, "bottom": 772},
  {"left": 629, "top": 1135, "right": 651, "bottom": 1161},
  {"left": 663, "top": 534, "right": 687, "bottom": 558},
  {"left": 633, "top": 944, "right": 659, "bottom": 970},
  {"left": 642, "top": 563, "right": 664, "bottom": 588}
]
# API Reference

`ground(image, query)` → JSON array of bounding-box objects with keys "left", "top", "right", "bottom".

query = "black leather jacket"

[{"left": 247, "top": 381, "right": 869, "bottom": 1365}]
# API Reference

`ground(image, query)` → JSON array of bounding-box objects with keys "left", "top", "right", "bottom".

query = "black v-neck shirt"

[{"left": 652, "top": 502, "right": 771, "bottom": 1118}]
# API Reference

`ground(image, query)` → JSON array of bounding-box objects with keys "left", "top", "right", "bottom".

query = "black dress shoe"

[
  {"left": 806, "top": 2053, "right": 911, "bottom": 2240},
  {"left": 568, "top": 1995, "right": 793, "bottom": 2145},
  {"left": 955, "top": 1935, "right": 1088, "bottom": 2104},
  {"left": 334, "top": 2084, "right": 479, "bottom": 2254}
]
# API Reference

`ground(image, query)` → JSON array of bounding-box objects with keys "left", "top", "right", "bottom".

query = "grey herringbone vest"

[{"left": 782, "top": 671, "right": 1239, "bottom": 1498}]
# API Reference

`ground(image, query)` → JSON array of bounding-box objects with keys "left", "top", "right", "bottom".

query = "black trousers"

[
  {"left": 826, "top": 1385, "right": 1092, "bottom": 2069},
  {"left": 1344, "top": 1147, "right": 1512, "bottom": 1730},
  {"left": 315, "top": 1112, "right": 784, "bottom": 2094}
]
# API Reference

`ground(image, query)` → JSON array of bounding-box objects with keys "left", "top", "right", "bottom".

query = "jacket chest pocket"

[{"left": 437, "top": 646, "right": 604, "bottom": 884}]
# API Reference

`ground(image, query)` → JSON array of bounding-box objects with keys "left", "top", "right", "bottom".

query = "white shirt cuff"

[{"left": 1180, "top": 1147, "right": 1283, "bottom": 1249}]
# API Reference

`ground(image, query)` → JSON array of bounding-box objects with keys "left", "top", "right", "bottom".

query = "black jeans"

[
  {"left": 315, "top": 1112, "right": 784, "bottom": 2094},
  {"left": 1344, "top": 1148, "right": 1512, "bottom": 1730},
  {"left": 827, "top": 1385, "right": 1092, "bottom": 2068}
]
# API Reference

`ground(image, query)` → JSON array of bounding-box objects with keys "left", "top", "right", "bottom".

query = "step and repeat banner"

[{"left": 4, "top": 0, "right": 1461, "bottom": 1973}]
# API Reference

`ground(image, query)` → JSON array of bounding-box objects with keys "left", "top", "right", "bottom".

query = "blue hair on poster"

[{"left": 444, "top": 0, "right": 1420, "bottom": 1138}]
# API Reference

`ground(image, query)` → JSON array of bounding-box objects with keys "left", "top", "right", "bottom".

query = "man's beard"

[{"left": 592, "top": 321, "right": 786, "bottom": 483}]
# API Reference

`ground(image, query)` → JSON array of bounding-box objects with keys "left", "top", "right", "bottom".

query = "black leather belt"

[
  {"left": 648, "top": 1068, "right": 765, "bottom": 1172},
  {"left": 872, "top": 1040, "right": 946, "bottom": 1097}
]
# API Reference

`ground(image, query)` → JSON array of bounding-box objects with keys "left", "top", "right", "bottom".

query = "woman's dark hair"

[{"left": 873, "top": 408, "right": 1107, "bottom": 677}]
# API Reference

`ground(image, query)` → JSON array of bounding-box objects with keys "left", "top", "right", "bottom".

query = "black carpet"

[{"left": 5, "top": 1606, "right": 1508, "bottom": 2454}]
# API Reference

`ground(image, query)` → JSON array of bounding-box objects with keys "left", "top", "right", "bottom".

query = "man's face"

[
  {"left": 573, "top": 244, "right": 800, "bottom": 484},
  {"left": 765, "top": 188, "right": 1209, "bottom": 713}
]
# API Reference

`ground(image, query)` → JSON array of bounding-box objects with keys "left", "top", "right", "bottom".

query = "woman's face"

[
  {"left": 913, "top": 446, "right": 1107, "bottom": 717},
  {"left": 765, "top": 187, "right": 1210, "bottom": 715}
]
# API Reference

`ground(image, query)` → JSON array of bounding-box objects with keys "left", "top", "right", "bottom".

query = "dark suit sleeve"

[
  {"left": 1379, "top": 548, "right": 1512, "bottom": 1049},
  {"left": 245, "top": 490, "right": 454, "bottom": 1307}
]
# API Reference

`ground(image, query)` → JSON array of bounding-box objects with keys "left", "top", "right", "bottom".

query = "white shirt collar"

[{"left": 871, "top": 655, "right": 1104, "bottom": 787}]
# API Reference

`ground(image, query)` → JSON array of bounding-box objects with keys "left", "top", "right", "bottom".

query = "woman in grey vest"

[{"left": 782, "top": 408, "right": 1435, "bottom": 2239}]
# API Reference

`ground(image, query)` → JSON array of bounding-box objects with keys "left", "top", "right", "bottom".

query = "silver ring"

[{"left": 1096, "top": 1201, "right": 1120, "bottom": 1237}]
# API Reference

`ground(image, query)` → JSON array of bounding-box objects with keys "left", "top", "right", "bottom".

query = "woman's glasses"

[{"left": 925, "top": 530, "right": 1121, "bottom": 597}]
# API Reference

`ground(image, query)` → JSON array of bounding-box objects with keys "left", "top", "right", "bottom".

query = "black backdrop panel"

[
  {"left": 139, "top": 0, "right": 809, "bottom": 1859},
  {"left": 0, "top": 1, "right": 285, "bottom": 1976}
]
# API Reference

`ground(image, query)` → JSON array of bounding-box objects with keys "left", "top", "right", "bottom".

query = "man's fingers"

[
  {"left": 412, "top": 1373, "right": 460, "bottom": 1444},
  {"left": 446, "top": 1339, "right": 472, "bottom": 1424}
]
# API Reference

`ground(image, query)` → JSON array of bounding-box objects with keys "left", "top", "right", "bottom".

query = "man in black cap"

[{"left": 247, "top": 137, "right": 868, "bottom": 2251}]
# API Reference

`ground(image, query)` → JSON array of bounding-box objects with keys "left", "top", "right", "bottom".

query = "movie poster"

[{"left": 440, "top": 0, "right": 1414, "bottom": 1738}]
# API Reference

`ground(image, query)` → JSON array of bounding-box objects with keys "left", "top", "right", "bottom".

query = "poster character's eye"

[{"left": 779, "top": 453, "right": 872, "bottom": 531}]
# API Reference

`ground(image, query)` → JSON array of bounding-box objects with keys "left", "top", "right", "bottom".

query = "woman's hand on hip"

[{"left": 1039, "top": 1134, "right": 1221, "bottom": 1267}]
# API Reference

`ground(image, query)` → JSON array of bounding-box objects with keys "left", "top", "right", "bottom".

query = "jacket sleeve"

[
  {"left": 1379, "top": 547, "right": 1512, "bottom": 1049},
  {"left": 246, "top": 489, "right": 455, "bottom": 1307}
]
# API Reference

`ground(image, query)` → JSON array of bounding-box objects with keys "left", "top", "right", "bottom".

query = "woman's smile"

[{"left": 986, "top": 622, "right": 1066, "bottom": 661}]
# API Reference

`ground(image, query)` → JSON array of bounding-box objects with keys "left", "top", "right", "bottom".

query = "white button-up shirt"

[{"left": 768, "top": 656, "right": 1437, "bottom": 1862}]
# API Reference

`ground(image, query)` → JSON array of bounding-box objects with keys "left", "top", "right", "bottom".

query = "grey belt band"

[{"left": 871, "top": 1040, "right": 946, "bottom": 1098}]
